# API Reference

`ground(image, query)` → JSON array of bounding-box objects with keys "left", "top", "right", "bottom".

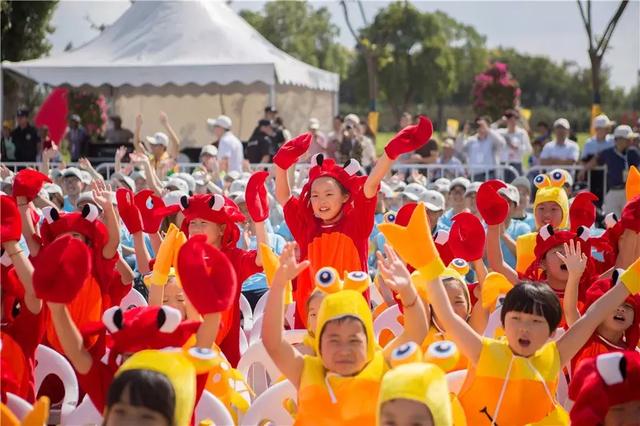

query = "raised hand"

[
  {"left": 115, "top": 146, "right": 128, "bottom": 162},
  {"left": 273, "top": 242, "right": 310, "bottom": 284},
  {"left": 159, "top": 111, "right": 168, "bottom": 126},
  {"left": 556, "top": 240, "right": 587, "bottom": 278},
  {"left": 42, "top": 145, "right": 59, "bottom": 162},
  {"left": 91, "top": 180, "right": 112, "bottom": 211},
  {"left": 135, "top": 113, "right": 143, "bottom": 129},
  {"left": 376, "top": 244, "right": 413, "bottom": 296},
  {"left": 78, "top": 157, "right": 93, "bottom": 171}
]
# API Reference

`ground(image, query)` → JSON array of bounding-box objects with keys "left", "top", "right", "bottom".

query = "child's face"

[
  {"left": 534, "top": 201, "right": 563, "bottom": 228},
  {"left": 61, "top": 231, "right": 88, "bottom": 244},
  {"left": 188, "top": 218, "right": 224, "bottom": 247},
  {"left": 163, "top": 278, "right": 187, "bottom": 320},
  {"left": 319, "top": 318, "right": 368, "bottom": 376},
  {"left": 306, "top": 293, "right": 324, "bottom": 336},
  {"left": 310, "top": 177, "right": 349, "bottom": 222},
  {"left": 63, "top": 176, "right": 84, "bottom": 196},
  {"left": 543, "top": 245, "right": 569, "bottom": 281},
  {"left": 503, "top": 310, "right": 551, "bottom": 357},
  {"left": 448, "top": 186, "right": 465, "bottom": 210},
  {"left": 604, "top": 400, "right": 640, "bottom": 426},
  {"left": 105, "top": 386, "right": 170, "bottom": 426},
  {"left": 600, "top": 302, "right": 635, "bottom": 334},
  {"left": 464, "top": 194, "right": 477, "bottom": 214},
  {"left": 380, "top": 399, "right": 434, "bottom": 426},
  {"left": 444, "top": 279, "right": 469, "bottom": 321},
  {"left": 516, "top": 186, "right": 530, "bottom": 209}
]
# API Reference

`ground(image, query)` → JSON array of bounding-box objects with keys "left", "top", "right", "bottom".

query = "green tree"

[
  {"left": 1, "top": 0, "right": 58, "bottom": 61},
  {"left": 240, "top": 1, "right": 352, "bottom": 79}
]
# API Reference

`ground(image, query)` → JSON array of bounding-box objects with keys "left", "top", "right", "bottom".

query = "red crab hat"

[
  {"left": 179, "top": 194, "right": 245, "bottom": 249},
  {"left": 39, "top": 205, "right": 108, "bottom": 249},
  {"left": 299, "top": 154, "right": 365, "bottom": 216},
  {"left": 82, "top": 305, "right": 200, "bottom": 368},
  {"left": 583, "top": 272, "right": 640, "bottom": 350},
  {"left": 569, "top": 351, "right": 640, "bottom": 425},
  {"left": 524, "top": 224, "right": 595, "bottom": 298},
  {"left": 569, "top": 191, "right": 599, "bottom": 232},
  {"left": 448, "top": 212, "right": 486, "bottom": 261}
]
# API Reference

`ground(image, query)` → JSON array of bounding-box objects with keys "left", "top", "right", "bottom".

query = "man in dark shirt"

[
  {"left": 11, "top": 107, "right": 40, "bottom": 162},
  {"left": 584, "top": 124, "right": 640, "bottom": 217},
  {"left": 64, "top": 114, "right": 90, "bottom": 161},
  {"left": 246, "top": 119, "right": 274, "bottom": 164}
]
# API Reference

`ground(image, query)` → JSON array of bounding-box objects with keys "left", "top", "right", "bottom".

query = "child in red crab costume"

[{"left": 273, "top": 117, "right": 434, "bottom": 325}]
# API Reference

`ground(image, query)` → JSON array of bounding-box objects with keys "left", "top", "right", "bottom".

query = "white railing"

[{"left": 526, "top": 165, "right": 607, "bottom": 195}]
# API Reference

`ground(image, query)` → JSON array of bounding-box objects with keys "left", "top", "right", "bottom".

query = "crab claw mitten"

[
  {"left": 476, "top": 180, "right": 508, "bottom": 225},
  {"left": 116, "top": 188, "right": 143, "bottom": 234},
  {"left": 570, "top": 191, "right": 599, "bottom": 232},
  {"left": 384, "top": 116, "right": 433, "bottom": 160},
  {"left": 177, "top": 235, "right": 238, "bottom": 314},
  {"left": 33, "top": 235, "right": 91, "bottom": 303},
  {"left": 147, "top": 224, "right": 178, "bottom": 286},
  {"left": 272, "top": 132, "right": 312, "bottom": 170},
  {"left": 626, "top": 165, "right": 640, "bottom": 202},
  {"left": 245, "top": 171, "right": 269, "bottom": 222},
  {"left": 0, "top": 195, "right": 22, "bottom": 243},
  {"left": 134, "top": 189, "right": 168, "bottom": 233},
  {"left": 448, "top": 212, "right": 486, "bottom": 261},
  {"left": 621, "top": 195, "right": 640, "bottom": 233},
  {"left": 12, "top": 169, "right": 51, "bottom": 202}
]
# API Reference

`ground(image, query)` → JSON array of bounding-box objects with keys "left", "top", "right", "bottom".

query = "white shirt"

[
  {"left": 498, "top": 126, "right": 532, "bottom": 163},
  {"left": 540, "top": 139, "right": 580, "bottom": 162},
  {"left": 581, "top": 134, "right": 614, "bottom": 160},
  {"left": 462, "top": 129, "right": 506, "bottom": 173},
  {"left": 217, "top": 131, "right": 244, "bottom": 173}
]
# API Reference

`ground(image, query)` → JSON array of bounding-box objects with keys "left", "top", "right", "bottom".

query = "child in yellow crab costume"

[
  {"left": 261, "top": 241, "right": 428, "bottom": 426},
  {"left": 377, "top": 202, "right": 640, "bottom": 425}
]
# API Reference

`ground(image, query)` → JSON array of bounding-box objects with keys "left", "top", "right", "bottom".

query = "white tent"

[{"left": 3, "top": 0, "right": 339, "bottom": 145}]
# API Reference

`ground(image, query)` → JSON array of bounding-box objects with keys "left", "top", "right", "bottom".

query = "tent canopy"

[{"left": 2, "top": 0, "right": 339, "bottom": 92}]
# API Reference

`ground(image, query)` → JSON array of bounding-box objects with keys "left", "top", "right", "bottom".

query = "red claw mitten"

[
  {"left": 33, "top": 235, "right": 92, "bottom": 303},
  {"left": 0, "top": 195, "right": 22, "bottom": 243},
  {"left": 134, "top": 189, "right": 168, "bottom": 233},
  {"left": 272, "top": 132, "right": 312, "bottom": 170},
  {"left": 621, "top": 195, "right": 640, "bottom": 233},
  {"left": 476, "top": 180, "right": 508, "bottom": 225},
  {"left": 570, "top": 191, "right": 599, "bottom": 232},
  {"left": 384, "top": 116, "right": 434, "bottom": 160},
  {"left": 176, "top": 235, "right": 238, "bottom": 314},
  {"left": 245, "top": 171, "right": 269, "bottom": 222},
  {"left": 12, "top": 169, "right": 51, "bottom": 202},
  {"left": 448, "top": 212, "right": 486, "bottom": 261},
  {"left": 116, "top": 188, "right": 143, "bottom": 234}
]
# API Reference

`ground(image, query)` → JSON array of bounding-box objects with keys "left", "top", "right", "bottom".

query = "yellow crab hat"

[
  {"left": 377, "top": 362, "right": 453, "bottom": 426},
  {"left": 315, "top": 285, "right": 375, "bottom": 361},
  {"left": 115, "top": 349, "right": 197, "bottom": 426},
  {"left": 532, "top": 173, "right": 569, "bottom": 229}
]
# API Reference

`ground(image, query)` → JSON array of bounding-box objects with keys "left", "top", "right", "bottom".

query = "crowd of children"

[{"left": 1, "top": 115, "right": 640, "bottom": 425}]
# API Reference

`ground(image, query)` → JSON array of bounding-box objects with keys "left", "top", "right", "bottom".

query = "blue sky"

[{"left": 48, "top": 0, "right": 639, "bottom": 91}]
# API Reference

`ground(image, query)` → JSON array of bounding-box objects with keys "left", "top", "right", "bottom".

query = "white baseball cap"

[
  {"left": 77, "top": 191, "right": 101, "bottom": 210},
  {"left": 163, "top": 190, "right": 188, "bottom": 207},
  {"left": 207, "top": 115, "right": 232, "bottom": 130},
  {"left": 450, "top": 177, "right": 470, "bottom": 191},
  {"left": 146, "top": 132, "right": 169, "bottom": 147},
  {"left": 62, "top": 167, "right": 91, "bottom": 184},
  {"left": 421, "top": 190, "right": 446, "bottom": 212},
  {"left": 192, "top": 171, "right": 207, "bottom": 186},
  {"left": 613, "top": 124, "right": 637, "bottom": 140},
  {"left": 172, "top": 173, "right": 196, "bottom": 194},
  {"left": 553, "top": 118, "right": 570, "bottom": 130},
  {"left": 111, "top": 172, "right": 136, "bottom": 192},
  {"left": 465, "top": 182, "right": 482, "bottom": 196},
  {"left": 344, "top": 113, "right": 360, "bottom": 125},
  {"left": 44, "top": 183, "right": 63, "bottom": 197},
  {"left": 379, "top": 181, "right": 396, "bottom": 198},
  {"left": 593, "top": 114, "right": 612, "bottom": 129},
  {"left": 164, "top": 177, "right": 189, "bottom": 194},
  {"left": 308, "top": 118, "right": 320, "bottom": 130},
  {"left": 200, "top": 145, "right": 218, "bottom": 158},
  {"left": 498, "top": 184, "right": 520, "bottom": 206},
  {"left": 229, "top": 179, "right": 248, "bottom": 194},
  {"left": 401, "top": 183, "right": 427, "bottom": 202}
]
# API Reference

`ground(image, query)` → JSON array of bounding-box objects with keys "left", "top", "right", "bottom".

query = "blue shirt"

[
  {"left": 438, "top": 209, "right": 455, "bottom": 231},
  {"left": 513, "top": 212, "right": 536, "bottom": 233},
  {"left": 275, "top": 222, "right": 294, "bottom": 242},
  {"left": 501, "top": 219, "right": 531, "bottom": 268},
  {"left": 581, "top": 135, "right": 614, "bottom": 160},
  {"left": 119, "top": 225, "right": 155, "bottom": 272},
  {"left": 239, "top": 232, "right": 286, "bottom": 291},
  {"left": 597, "top": 147, "right": 640, "bottom": 190},
  {"left": 63, "top": 196, "right": 75, "bottom": 212}
]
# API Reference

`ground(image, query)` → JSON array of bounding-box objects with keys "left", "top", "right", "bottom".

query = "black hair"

[
  {"left": 476, "top": 115, "right": 492, "bottom": 125},
  {"left": 318, "top": 315, "right": 367, "bottom": 354},
  {"left": 536, "top": 121, "right": 549, "bottom": 129},
  {"left": 105, "top": 369, "right": 176, "bottom": 425},
  {"left": 500, "top": 282, "right": 562, "bottom": 333},
  {"left": 334, "top": 114, "right": 344, "bottom": 122}
]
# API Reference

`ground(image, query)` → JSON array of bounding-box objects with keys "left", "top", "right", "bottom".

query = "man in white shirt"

[
  {"left": 540, "top": 118, "right": 580, "bottom": 165},
  {"left": 462, "top": 116, "right": 506, "bottom": 181},
  {"left": 495, "top": 109, "right": 532, "bottom": 176},
  {"left": 580, "top": 114, "right": 614, "bottom": 206},
  {"left": 207, "top": 115, "right": 244, "bottom": 174}
]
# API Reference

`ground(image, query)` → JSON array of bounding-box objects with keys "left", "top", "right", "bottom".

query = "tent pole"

[
  {"left": 0, "top": 64, "right": 4, "bottom": 122},
  {"left": 269, "top": 83, "right": 276, "bottom": 109}
]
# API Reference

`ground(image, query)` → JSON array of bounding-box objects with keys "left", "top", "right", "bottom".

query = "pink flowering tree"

[
  {"left": 67, "top": 90, "right": 109, "bottom": 140},
  {"left": 472, "top": 62, "right": 520, "bottom": 120}
]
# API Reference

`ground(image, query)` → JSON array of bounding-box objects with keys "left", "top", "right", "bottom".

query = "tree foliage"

[
  {"left": 239, "top": 1, "right": 352, "bottom": 79},
  {"left": 1, "top": 0, "right": 58, "bottom": 61}
]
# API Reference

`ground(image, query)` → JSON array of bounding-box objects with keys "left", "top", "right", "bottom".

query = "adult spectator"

[
  {"left": 360, "top": 123, "right": 377, "bottom": 172},
  {"left": 325, "top": 115, "right": 343, "bottom": 160},
  {"left": 306, "top": 118, "right": 329, "bottom": 158},
  {"left": 207, "top": 115, "right": 244, "bottom": 174},
  {"left": 246, "top": 119, "right": 274, "bottom": 164},
  {"left": 436, "top": 138, "right": 465, "bottom": 179},
  {"left": 539, "top": 118, "right": 580, "bottom": 165},
  {"left": 1, "top": 120, "right": 15, "bottom": 160},
  {"left": 582, "top": 125, "right": 640, "bottom": 217},
  {"left": 12, "top": 107, "right": 40, "bottom": 162},
  {"left": 62, "top": 114, "right": 90, "bottom": 162},
  {"left": 408, "top": 137, "right": 439, "bottom": 165},
  {"left": 580, "top": 114, "right": 614, "bottom": 204},
  {"left": 273, "top": 117, "right": 291, "bottom": 144},
  {"left": 249, "top": 106, "right": 278, "bottom": 143},
  {"left": 337, "top": 113, "right": 364, "bottom": 164},
  {"left": 105, "top": 115, "right": 134, "bottom": 145},
  {"left": 461, "top": 116, "right": 506, "bottom": 181},
  {"left": 495, "top": 109, "right": 532, "bottom": 177},
  {"left": 534, "top": 121, "right": 551, "bottom": 144}
]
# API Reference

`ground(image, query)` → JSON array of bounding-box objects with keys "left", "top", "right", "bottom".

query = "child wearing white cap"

[{"left": 135, "top": 112, "right": 180, "bottom": 178}]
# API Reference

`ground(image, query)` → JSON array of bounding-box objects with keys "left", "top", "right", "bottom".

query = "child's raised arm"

[
  {"left": 557, "top": 257, "right": 640, "bottom": 366},
  {"left": 261, "top": 242, "right": 310, "bottom": 388},
  {"left": 376, "top": 245, "right": 428, "bottom": 359},
  {"left": 487, "top": 224, "right": 519, "bottom": 284},
  {"left": 557, "top": 240, "right": 588, "bottom": 326},
  {"left": 3, "top": 240, "right": 40, "bottom": 314},
  {"left": 47, "top": 302, "right": 93, "bottom": 374}
]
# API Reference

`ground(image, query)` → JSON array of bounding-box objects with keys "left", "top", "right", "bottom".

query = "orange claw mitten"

[
  {"left": 570, "top": 191, "right": 599, "bottom": 232},
  {"left": 12, "top": 169, "right": 51, "bottom": 202},
  {"left": 245, "top": 171, "right": 269, "bottom": 222},
  {"left": 272, "top": 132, "right": 312, "bottom": 170},
  {"left": 33, "top": 235, "right": 92, "bottom": 303},
  {"left": 476, "top": 180, "right": 508, "bottom": 225},
  {"left": 0, "top": 195, "right": 22, "bottom": 243},
  {"left": 448, "top": 212, "right": 486, "bottom": 261},
  {"left": 384, "top": 116, "right": 433, "bottom": 160},
  {"left": 176, "top": 235, "right": 238, "bottom": 314},
  {"left": 116, "top": 188, "right": 143, "bottom": 234}
]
